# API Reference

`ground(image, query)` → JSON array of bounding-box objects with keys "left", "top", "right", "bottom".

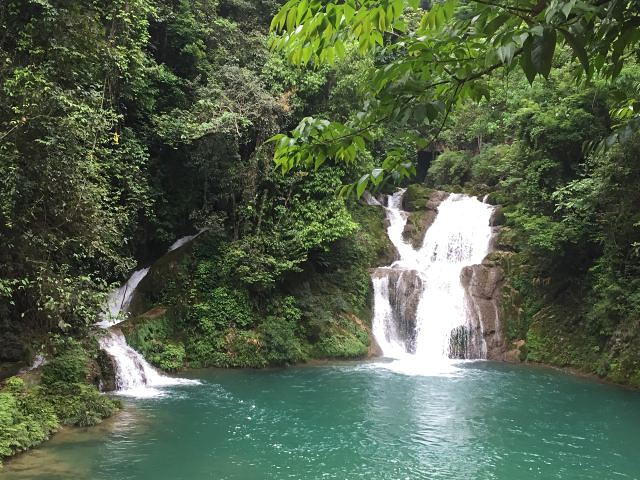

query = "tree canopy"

[{"left": 269, "top": 0, "right": 640, "bottom": 192}]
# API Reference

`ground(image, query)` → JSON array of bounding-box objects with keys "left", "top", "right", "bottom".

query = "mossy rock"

[
  {"left": 402, "top": 210, "right": 435, "bottom": 248},
  {"left": 95, "top": 349, "right": 116, "bottom": 391},
  {"left": 495, "top": 226, "right": 518, "bottom": 252},
  {"left": 400, "top": 186, "right": 448, "bottom": 248},
  {"left": 350, "top": 202, "right": 396, "bottom": 266},
  {"left": 310, "top": 314, "right": 370, "bottom": 359},
  {"left": 490, "top": 205, "right": 506, "bottom": 226},
  {"left": 402, "top": 184, "right": 435, "bottom": 211},
  {"left": 483, "top": 250, "right": 515, "bottom": 267}
]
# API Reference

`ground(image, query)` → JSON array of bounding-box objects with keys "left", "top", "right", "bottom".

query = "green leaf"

[
  {"left": 371, "top": 168, "right": 384, "bottom": 186},
  {"left": 497, "top": 42, "right": 516, "bottom": 65},
  {"left": 356, "top": 174, "right": 370, "bottom": 197},
  {"left": 530, "top": 27, "right": 556, "bottom": 78},
  {"left": 521, "top": 37, "right": 537, "bottom": 84},
  {"left": 560, "top": 28, "right": 589, "bottom": 75}
]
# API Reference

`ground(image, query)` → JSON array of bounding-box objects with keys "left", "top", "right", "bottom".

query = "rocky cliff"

[
  {"left": 401, "top": 185, "right": 449, "bottom": 248},
  {"left": 460, "top": 206, "right": 510, "bottom": 360}
]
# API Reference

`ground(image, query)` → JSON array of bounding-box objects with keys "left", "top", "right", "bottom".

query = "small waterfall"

[
  {"left": 371, "top": 189, "right": 494, "bottom": 371},
  {"left": 166, "top": 228, "right": 207, "bottom": 253},
  {"left": 97, "top": 237, "right": 200, "bottom": 397},
  {"left": 96, "top": 267, "right": 149, "bottom": 328},
  {"left": 19, "top": 353, "right": 47, "bottom": 373}
]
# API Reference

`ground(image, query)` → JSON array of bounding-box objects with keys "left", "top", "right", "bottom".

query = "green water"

[{"left": 3, "top": 361, "right": 640, "bottom": 479}]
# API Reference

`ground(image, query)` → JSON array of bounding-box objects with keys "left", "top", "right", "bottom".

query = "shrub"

[
  {"left": 0, "top": 384, "right": 58, "bottom": 464},
  {"left": 260, "top": 297, "right": 307, "bottom": 365},
  {"left": 46, "top": 383, "right": 119, "bottom": 427},
  {"left": 426, "top": 150, "right": 472, "bottom": 188},
  {"left": 311, "top": 316, "right": 369, "bottom": 359},
  {"left": 190, "top": 286, "right": 254, "bottom": 333},
  {"left": 41, "top": 342, "right": 89, "bottom": 386},
  {"left": 148, "top": 343, "right": 186, "bottom": 372}
]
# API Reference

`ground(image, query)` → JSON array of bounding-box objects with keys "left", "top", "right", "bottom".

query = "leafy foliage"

[
  {"left": 428, "top": 57, "right": 640, "bottom": 385},
  {"left": 269, "top": 0, "right": 640, "bottom": 190}
]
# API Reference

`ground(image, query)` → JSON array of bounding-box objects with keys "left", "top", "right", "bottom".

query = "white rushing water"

[
  {"left": 371, "top": 189, "right": 494, "bottom": 374},
  {"left": 96, "top": 267, "right": 150, "bottom": 329},
  {"left": 166, "top": 228, "right": 207, "bottom": 253},
  {"left": 97, "top": 236, "right": 201, "bottom": 398}
]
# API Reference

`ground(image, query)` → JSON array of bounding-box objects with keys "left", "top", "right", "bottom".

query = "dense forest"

[{"left": 1, "top": 0, "right": 639, "bottom": 465}]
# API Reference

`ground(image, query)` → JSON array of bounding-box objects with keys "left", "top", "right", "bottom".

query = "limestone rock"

[
  {"left": 489, "top": 205, "right": 505, "bottom": 226},
  {"left": 93, "top": 349, "right": 117, "bottom": 392},
  {"left": 402, "top": 189, "right": 449, "bottom": 248},
  {"left": 460, "top": 262, "right": 506, "bottom": 360}
]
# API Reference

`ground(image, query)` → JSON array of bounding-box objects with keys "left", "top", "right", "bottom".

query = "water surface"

[{"left": 4, "top": 361, "right": 639, "bottom": 479}]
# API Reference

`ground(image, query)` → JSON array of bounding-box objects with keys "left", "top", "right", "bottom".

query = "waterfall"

[
  {"left": 97, "top": 238, "right": 200, "bottom": 398},
  {"left": 96, "top": 267, "right": 150, "bottom": 329},
  {"left": 371, "top": 189, "right": 494, "bottom": 371},
  {"left": 166, "top": 228, "right": 207, "bottom": 253}
]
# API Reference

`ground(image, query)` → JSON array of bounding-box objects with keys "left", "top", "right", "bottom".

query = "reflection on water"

[{"left": 3, "top": 362, "right": 640, "bottom": 480}]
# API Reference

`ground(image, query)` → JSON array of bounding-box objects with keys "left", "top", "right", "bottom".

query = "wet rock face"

[
  {"left": 372, "top": 268, "right": 423, "bottom": 353},
  {"left": 402, "top": 190, "right": 449, "bottom": 248},
  {"left": 95, "top": 348, "right": 117, "bottom": 392},
  {"left": 460, "top": 263, "right": 506, "bottom": 360}
]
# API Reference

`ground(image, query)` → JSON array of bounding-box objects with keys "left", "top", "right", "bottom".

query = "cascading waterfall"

[
  {"left": 371, "top": 189, "right": 494, "bottom": 371},
  {"left": 97, "top": 238, "right": 199, "bottom": 398}
]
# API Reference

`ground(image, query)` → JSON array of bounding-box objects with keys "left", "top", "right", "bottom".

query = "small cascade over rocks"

[
  {"left": 97, "top": 237, "right": 200, "bottom": 398},
  {"left": 371, "top": 189, "right": 495, "bottom": 372},
  {"left": 96, "top": 267, "right": 149, "bottom": 329}
]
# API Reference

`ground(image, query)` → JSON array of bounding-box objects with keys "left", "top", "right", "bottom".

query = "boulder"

[
  {"left": 402, "top": 189, "right": 449, "bottom": 248},
  {"left": 460, "top": 263, "right": 506, "bottom": 360},
  {"left": 94, "top": 348, "right": 117, "bottom": 392},
  {"left": 371, "top": 268, "right": 423, "bottom": 353}
]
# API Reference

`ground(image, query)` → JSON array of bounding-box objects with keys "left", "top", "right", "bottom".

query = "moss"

[
  {"left": 402, "top": 210, "right": 430, "bottom": 248},
  {"left": 44, "top": 382, "right": 120, "bottom": 427},
  {"left": 403, "top": 184, "right": 434, "bottom": 211},
  {"left": 310, "top": 315, "right": 369, "bottom": 359},
  {"left": 122, "top": 312, "right": 187, "bottom": 371},
  {"left": 349, "top": 201, "right": 395, "bottom": 266},
  {"left": 41, "top": 344, "right": 89, "bottom": 387},
  {"left": 496, "top": 248, "right": 640, "bottom": 386},
  {"left": 186, "top": 329, "right": 267, "bottom": 369}
]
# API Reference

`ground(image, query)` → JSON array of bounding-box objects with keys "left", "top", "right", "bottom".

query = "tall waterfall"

[
  {"left": 371, "top": 189, "right": 494, "bottom": 370},
  {"left": 97, "top": 240, "right": 199, "bottom": 397}
]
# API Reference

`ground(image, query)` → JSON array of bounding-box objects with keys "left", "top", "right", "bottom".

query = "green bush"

[
  {"left": 259, "top": 297, "right": 307, "bottom": 365},
  {"left": 0, "top": 342, "right": 120, "bottom": 464},
  {"left": 0, "top": 381, "right": 59, "bottom": 464},
  {"left": 311, "top": 316, "right": 369, "bottom": 359},
  {"left": 190, "top": 287, "right": 254, "bottom": 333},
  {"left": 148, "top": 343, "right": 186, "bottom": 372},
  {"left": 45, "top": 383, "right": 119, "bottom": 427},
  {"left": 41, "top": 341, "right": 89, "bottom": 386},
  {"left": 469, "top": 144, "right": 514, "bottom": 187},
  {"left": 426, "top": 150, "right": 472, "bottom": 188}
]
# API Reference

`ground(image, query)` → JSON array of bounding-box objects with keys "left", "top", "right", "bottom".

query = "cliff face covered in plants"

[
  {"left": 0, "top": 0, "right": 381, "bottom": 372},
  {"left": 118, "top": 193, "right": 393, "bottom": 371},
  {"left": 421, "top": 60, "right": 640, "bottom": 386}
]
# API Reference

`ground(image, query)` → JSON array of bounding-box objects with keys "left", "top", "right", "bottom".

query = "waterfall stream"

[
  {"left": 97, "top": 240, "right": 199, "bottom": 398},
  {"left": 371, "top": 189, "right": 494, "bottom": 372}
]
